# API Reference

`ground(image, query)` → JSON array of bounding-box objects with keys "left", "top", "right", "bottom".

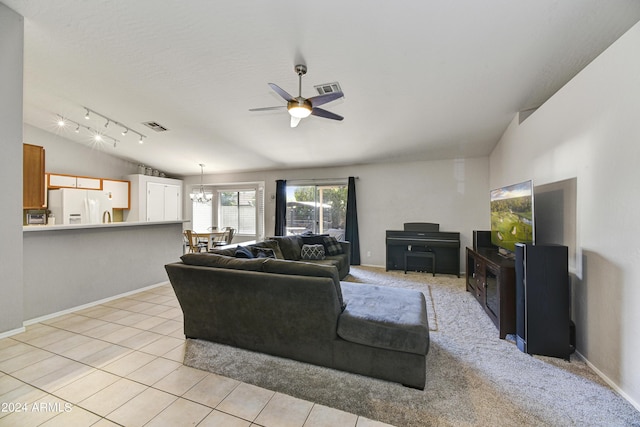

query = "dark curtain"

[
  {"left": 345, "top": 176, "right": 361, "bottom": 265},
  {"left": 274, "top": 179, "right": 287, "bottom": 236}
]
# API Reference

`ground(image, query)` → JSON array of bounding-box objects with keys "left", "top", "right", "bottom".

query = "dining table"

[{"left": 194, "top": 231, "right": 227, "bottom": 251}]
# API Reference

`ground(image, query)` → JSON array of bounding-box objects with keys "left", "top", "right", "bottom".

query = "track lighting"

[
  {"left": 56, "top": 114, "right": 118, "bottom": 147},
  {"left": 56, "top": 107, "right": 147, "bottom": 148},
  {"left": 81, "top": 107, "right": 147, "bottom": 145}
]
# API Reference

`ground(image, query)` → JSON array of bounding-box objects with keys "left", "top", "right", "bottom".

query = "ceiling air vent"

[
  {"left": 314, "top": 82, "right": 342, "bottom": 95},
  {"left": 142, "top": 121, "right": 169, "bottom": 132}
]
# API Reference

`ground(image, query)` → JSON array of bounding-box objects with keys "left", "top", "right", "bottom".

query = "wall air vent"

[
  {"left": 142, "top": 121, "right": 169, "bottom": 132},
  {"left": 314, "top": 82, "right": 342, "bottom": 95}
]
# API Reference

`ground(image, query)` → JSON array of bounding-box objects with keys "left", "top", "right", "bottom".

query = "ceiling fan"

[{"left": 249, "top": 64, "right": 344, "bottom": 128}]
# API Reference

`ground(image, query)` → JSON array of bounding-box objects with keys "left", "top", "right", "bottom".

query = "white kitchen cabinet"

[
  {"left": 48, "top": 173, "right": 101, "bottom": 190},
  {"left": 146, "top": 182, "right": 180, "bottom": 221},
  {"left": 76, "top": 177, "right": 101, "bottom": 189},
  {"left": 102, "top": 179, "right": 130, "bottom": 209},
  {"left": 48, "top": 174, "right": 78, "bottom": 188},
  {"left": 125, "top": 174, "right": 182, "bottom": 222}
]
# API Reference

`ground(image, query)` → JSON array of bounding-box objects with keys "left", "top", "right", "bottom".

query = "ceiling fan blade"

[
  {"left": 307, "top": 92, "right": 344, "bottom": 108},
  {"left": 311, "top": 108, "right": 343, "bottom": 121},
  {"left": 268, "top": 83, "right": 295, "bottom": 102},
  {"left": 290, "top": 116, "right": 302, "bottom": 128},
  {"left": 249, "top": 106, "right": 287, "bottom": 112}
]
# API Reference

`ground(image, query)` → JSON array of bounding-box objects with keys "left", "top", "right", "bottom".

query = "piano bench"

[{"left": 404, "top": 250, "right": 436, "bottom": 276}]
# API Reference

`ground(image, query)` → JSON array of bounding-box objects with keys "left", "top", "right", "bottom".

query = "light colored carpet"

[{"left": 184, "top": 266, "right": 640, "bottom": 427}]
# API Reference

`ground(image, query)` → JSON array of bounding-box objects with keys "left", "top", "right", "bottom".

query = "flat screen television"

[{"left": 490, "top": 180, "right": 534, "bottom": 257}]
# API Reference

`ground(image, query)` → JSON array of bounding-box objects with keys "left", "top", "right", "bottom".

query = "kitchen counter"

[{"left": 23, "top": 220, "right": 186, "bottom": 232}]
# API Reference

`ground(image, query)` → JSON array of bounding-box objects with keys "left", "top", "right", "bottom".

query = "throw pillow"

[
  {"left": 269, "top": 236, "right": 303, "bottom": 260},
  {"left": 250, "top": 247, "right": 276, "bottom": 258},
  {"left": 250, "top": 239, "right": 285, "bottom": 259},
  {"left": 323, "top": 236, "right": 343, "bottom": 255},
  {"left": 234, "top": 246, "right": 254, "bottom": 259},
  {"left": 301, "top": 244, "right": 326, "bottom": 260}
]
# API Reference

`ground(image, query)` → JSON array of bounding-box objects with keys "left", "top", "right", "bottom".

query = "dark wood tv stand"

[{"left": 466, "top": 247, "right": 516, "bottom": 339}]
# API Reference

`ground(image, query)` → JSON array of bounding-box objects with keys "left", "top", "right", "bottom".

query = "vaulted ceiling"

[{"left": 5, "top": 1, "right": 640, "bottom": 176}]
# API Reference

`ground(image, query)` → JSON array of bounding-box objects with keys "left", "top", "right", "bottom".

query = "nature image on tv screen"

[{"left": 490, "top": 181, "right": 534, "bottom": 252}]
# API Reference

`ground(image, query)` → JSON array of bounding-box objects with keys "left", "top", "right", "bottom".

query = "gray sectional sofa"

[
  {"left": 209, "top": 235, "right": 351, "bottom": 279},
  {"left": 166, "top": 238, "right": 430, "bottom": 389}
]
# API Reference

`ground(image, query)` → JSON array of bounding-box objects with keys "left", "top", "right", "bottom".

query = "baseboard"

[
  {"left": 0, "top": 326, "right": 26, "bottom": 340},
  {"left": 23, "top": 281, "right": 171, "bottom": 326},
  {"left": 575, "top": 349, "right": 640, "bottom": 412},
  {"left": 355, "top": 263, "right": 465, "bottom": 277}
]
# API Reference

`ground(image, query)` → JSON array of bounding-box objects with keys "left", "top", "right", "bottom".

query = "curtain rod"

[{"left": 287, "top": 177, "right": 359, "bottom": 185}]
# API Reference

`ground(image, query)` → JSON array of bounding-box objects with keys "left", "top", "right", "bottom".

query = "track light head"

[
  {"left": 85, "top": 109, "right": 90, "bottom": 120},
  {"left": 121, "top": 127, "right": 128, "bottom": 136}
]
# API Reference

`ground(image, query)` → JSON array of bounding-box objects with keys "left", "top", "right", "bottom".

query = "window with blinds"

[
  {"left": 191, "top": 199, "right": 213, "bottom": 233},
  {"left": 217, "top": 185, "right": 264, "bottom": 239}
]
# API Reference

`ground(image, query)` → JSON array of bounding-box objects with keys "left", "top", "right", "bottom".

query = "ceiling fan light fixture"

[
  {"left": 288, "top": 106, "right": 312, "bottom": 119},
  {"left": 287, "top": 99, "right": 312, "bottom": 119}
]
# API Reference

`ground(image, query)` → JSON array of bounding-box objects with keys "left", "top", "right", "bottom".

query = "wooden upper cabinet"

[{"left": 23, "top": 144, "right": 46, "bottom": 209}]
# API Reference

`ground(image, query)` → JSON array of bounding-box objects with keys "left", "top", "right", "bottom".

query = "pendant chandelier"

[{"left": 190, "top": 164, "right": 213, "bottom": 203}]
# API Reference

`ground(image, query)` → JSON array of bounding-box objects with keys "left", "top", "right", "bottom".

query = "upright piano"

[{"left": 386, "top": 223, "right": 460, "bottom": 277}]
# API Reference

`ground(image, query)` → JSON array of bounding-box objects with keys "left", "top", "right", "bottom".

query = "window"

[
  {"left": 219, "top": 190, "right": 257, "bottom": 235},
  {"left": 191, "top": 199, "right": 212, "bottom": 233},
  {"left": 286, "top": 183, "right": 347, "bottom": 239}
]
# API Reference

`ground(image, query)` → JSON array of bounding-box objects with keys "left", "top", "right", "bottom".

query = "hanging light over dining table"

[{"left": 190, "top": 164, "right": 213, "bottom": 203}]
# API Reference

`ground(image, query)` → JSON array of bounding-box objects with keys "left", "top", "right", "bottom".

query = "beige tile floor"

[{"left": 0, "top": 283, "right": 392, "bottom": 427}]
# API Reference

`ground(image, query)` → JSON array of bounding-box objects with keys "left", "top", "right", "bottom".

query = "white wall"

[
  {"left": 0, "top": 3, "right": 24, "bottom": 335},
  {"left": 24, "top": 124, "right": 139, "bottom": 180},
  {"left": 490, "top": 22, "right": 640, "bottom": 408},
  {"left": 183, "top": 157, "right": 490, "bottom": 269}
]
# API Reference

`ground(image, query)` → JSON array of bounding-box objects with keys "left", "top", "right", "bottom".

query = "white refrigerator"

[{"left": 48, "top": 188, "right": 113, "bottom": 225}]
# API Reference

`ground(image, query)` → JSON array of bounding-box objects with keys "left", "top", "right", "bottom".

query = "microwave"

[{"left": 26, "top": 213, "right": 46, "bottom": 225}]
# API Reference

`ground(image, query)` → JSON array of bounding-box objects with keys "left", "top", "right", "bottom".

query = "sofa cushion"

[
  {"left": 301, "top": 244, "right": 325, "bottom": 260},
  {"left": 180, "top": 253, "right": 265, "bottom": 271},
  {"left": 337, "top": 282, "right": 429, "bottom": 355},
  {"left": 323, "top": 236, "right": 344, "bottom": 255},
  {"left": 304, "top": 258, "right": 340, "bottom": 269},
  {"left": 208, "top": 247, "right": 236, "bottom": 257},
  {"left": 269, "top": 236, "right": 303, "bottom": 260},
  {"left": 301, "top": 234, "right": 329, "bottom": 247},
  {"left": 248, "top": 239, "right": 284, "bottom": 259},
  {"left": 262, "top": 258, "right": 344, "bottom": 308}
]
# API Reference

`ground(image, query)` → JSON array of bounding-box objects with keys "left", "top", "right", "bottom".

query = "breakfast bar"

[{"left": 23, "top": 220, "right": 185, "bottom": 322}]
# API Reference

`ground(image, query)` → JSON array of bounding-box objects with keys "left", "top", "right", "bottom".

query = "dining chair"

[
  {"left": 184, "top": 230, "right": 208, "bottom": 253},
  {"left": 224, "top": 227, "right": 235, "bottom": 245}
]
